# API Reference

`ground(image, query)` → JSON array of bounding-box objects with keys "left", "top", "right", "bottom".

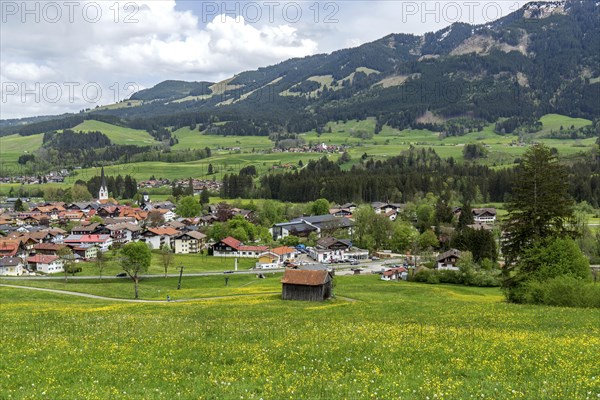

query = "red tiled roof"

[
  {"left": 220, "top": 236, "right": 241, "bottom": 249},
  {"left": 27, "top": 255, "right": 59, "bottom": 264},
  {"left": 0, "top": 241, "right": 19, "bottom": 257},
  {"left": 65, "top": 235, "right": 111, "bottom": 243}
]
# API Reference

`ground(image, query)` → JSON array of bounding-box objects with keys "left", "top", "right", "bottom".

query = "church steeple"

[{"left": 98, "top": 167, "right": 108, "bottom": 200}]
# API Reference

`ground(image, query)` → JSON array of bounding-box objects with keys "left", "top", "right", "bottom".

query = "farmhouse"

[
  {"left": 437, "top": 249, "right": 461, "bottom": 270},
  {"left": 281, "top": 269, "right": 333, "bottom": 301},
  {"left": 211, "top": 236, "right": 268, "bottom": 258},
  {"left": 27, "top": 255, "right": 63, "bottom": 274}
]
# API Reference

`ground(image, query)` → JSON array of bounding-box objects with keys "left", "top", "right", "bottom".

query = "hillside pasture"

[
  {"left": 0, "top": 133, "right": 44, "bottom": 166},
  {"left": 171, "top": 127, "right": 272, "bottom": 151},
  {"left": 70, "top": 120, "right": 155, "bottom": 146}
]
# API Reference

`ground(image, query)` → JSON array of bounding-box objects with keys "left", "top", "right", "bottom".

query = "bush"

[
  {"left": 469, "top": 272, "right": 501, "bottom": 287},
  {"left": 505, "top": 238, "right": 592, "bottom": 304},
  {"left": 412, "top": 267, "right": 501, "bottom": 287},
  {"left": 413, "top": 268, "right": 432, "bottom": 283},
  {"left": 437, "top": 270, "right": 463, "bottom": 284},
  {"left": 426, "top": 273, "right": 440, "bottom": 284},
  {"left": 523, "top": 276, "right": 600, "bottom": 308}
]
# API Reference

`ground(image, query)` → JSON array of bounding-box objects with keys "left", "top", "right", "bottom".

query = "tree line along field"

[{"left": 1, "top": 276, "right": 599, "bottom": 399}]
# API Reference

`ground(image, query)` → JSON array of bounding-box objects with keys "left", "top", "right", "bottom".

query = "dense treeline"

[
  {"left": 257, "top": 148, "right": 515, "bottom": 204},
  {"left": 128, "top": 147, "right": 211, "bottom": 163},
  {"left": 43, "top": 130, "right": 111, "bottom": 149},
  {"left": 204, "top": 120, "right": 274, "bottom": 136},
  {"left": 252, "top": 147, "right": 600, "bottom": 206}
]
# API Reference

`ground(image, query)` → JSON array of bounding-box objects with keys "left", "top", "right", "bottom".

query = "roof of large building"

[{"left": 64, "top": 234, "right": 112, "bottom": 243}]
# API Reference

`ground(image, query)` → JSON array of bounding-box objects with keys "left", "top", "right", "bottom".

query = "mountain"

[{"left": 2, "top": 0, "right": 598, "bottom": 138}]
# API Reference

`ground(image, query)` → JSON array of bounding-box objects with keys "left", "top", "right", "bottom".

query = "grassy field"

[
  {"left": 66, "top": 152, "right": 310, "bottom": 182},
  {"left": 70, "top": 120, "right": 155, "bottom": 146},
  {"left": 537, "top": 113, "right": 592, "bottom": 136},
  {"left": 171, "top": 127, "right": 272, "bottom": 151},
  {"left": 0, "top": 133, "right": 44, "bottom": 167},
  {"left": 1, "top": 276, "right": 598, "bottom": 399}
]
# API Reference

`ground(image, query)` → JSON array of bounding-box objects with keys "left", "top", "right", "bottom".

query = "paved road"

[{"left": 0, "top": 283, "right": 280, "bottom": 303}]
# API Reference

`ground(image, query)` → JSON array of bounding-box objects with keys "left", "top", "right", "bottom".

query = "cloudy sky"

[{"left": 1, "top": 0, "right": 538, "bottom": 119}]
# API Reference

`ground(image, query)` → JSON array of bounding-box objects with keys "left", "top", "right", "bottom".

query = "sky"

[{"left": 0, "top": 0, "right": 542, "bottom": 119}]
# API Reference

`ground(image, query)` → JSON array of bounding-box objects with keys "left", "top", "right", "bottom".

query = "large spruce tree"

[{"left": 501, "top": 144, "right": 576, "bottom": 298}]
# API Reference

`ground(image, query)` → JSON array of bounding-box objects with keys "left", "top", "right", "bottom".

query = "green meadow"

[
  {"left": 0, "top": 133, "right": 44, "bottom": 166},
  {"left": 1, "top": 276, "right": 598, "bottom": 399},
  {"left": 171, "top": 127, "right": 272, "bottom": 151},
  {"left": 70, "top": 120, "right": 155, "bottom": 146}
]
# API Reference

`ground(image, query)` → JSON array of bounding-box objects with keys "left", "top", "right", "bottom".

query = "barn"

[{"left": 281, "top": 269, "right": 333, "bottom": 301}]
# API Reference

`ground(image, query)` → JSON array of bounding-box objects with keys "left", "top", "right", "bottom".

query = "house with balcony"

[{"left": 173, "top": 231, "right": 206, "bottom": 254}]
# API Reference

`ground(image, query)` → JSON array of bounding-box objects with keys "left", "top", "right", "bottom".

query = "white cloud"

[{"left": 0, "top": 0, "right": 317, "bottom": 119}]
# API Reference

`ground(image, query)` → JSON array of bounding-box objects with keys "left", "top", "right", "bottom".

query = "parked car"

[
  {"left": 350, "top": 260, "right": 360, "bottom": 266},
  {"left": 371, "top": 256, "right": 380, "bottom": 260}
]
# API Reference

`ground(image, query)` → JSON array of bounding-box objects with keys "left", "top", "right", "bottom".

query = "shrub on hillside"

[{"left": 506, "top": 238, "right": 592, "bottom": 304}]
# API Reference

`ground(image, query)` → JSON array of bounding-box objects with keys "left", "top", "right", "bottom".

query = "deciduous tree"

[{"left": 119, "top": 242, "right": 151, "bottom": 299}]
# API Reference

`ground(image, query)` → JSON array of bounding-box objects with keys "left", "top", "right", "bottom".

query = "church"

[{"left": 98, "top": 167, "right": 109, "bottom": 201}]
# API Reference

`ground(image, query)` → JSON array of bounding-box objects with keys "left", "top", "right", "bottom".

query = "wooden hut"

[{"left": 281, "top": 269, "right": 333, "bottom": 301}]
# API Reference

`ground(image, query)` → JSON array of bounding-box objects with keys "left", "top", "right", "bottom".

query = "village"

[{"left": 0, "top": 169, "right": 503, "bottom": 299}]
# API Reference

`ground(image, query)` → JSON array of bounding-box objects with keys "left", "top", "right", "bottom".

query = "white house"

[
  {"left": 0, "top": 257, "right": 24, "bottom": 276},
  {"left": 472, "top": 208, "right": 497, "bottom": 224},
  {"left": 139, "top": 227, "right": 180, "bottom": 250},
  {"left": 173, "top": 231, "right": 206, "bottom": 254},
  {"left": 27, "top": 255, "right": 64, "bottom": 274},
  {"left": 211, "top": 237, "right": 268, "bottom": 258},
  {"left": 437, "top": 249, "right": 461, "bottom": 270}
]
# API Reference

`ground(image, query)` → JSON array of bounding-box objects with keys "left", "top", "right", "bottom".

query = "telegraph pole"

[{"left": 177, "top": 264, "right": 184, "bottom": 290}]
